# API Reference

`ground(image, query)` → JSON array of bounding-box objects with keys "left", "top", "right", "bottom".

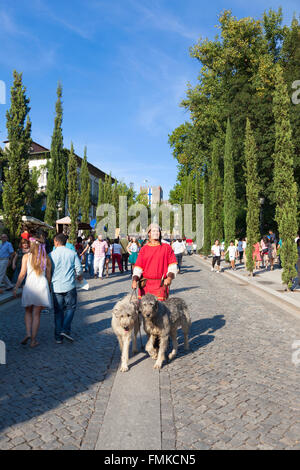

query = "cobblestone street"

[{"left": 1, "top": 257, "right": 300, "bottom": 450}]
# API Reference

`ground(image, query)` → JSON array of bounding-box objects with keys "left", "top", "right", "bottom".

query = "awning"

[{"left": 0, "top": 215, "right": 54, "bottom": 230}]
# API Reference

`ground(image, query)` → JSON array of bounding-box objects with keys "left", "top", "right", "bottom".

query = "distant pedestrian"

[
  {"left": 0, "top": 234, "right": 15, "bottom": 293},
  {"left": 225, "top": 241, "right": 237, "bottom": 270},
  {"left": 261, "top": 236, "right": 270, "bottom": 269},
  {"left": 237, "top": 238, "right": 244, "bottom": 264},
  {"left": 120, "top": 236, "right": 129, "bottom": 272},
  {"left": 13, "top": 237, "right": 52, "bottom": 348},
  {"left": 127, "top": 237, "right": 140, "bottom": 273},
  {"left": 112, "top": 239, "right": 123, "bottom": 274},
  {"left": 105, "top": 238, "right": 112, "bottom": 278},
  {"left": 12, "top": 238, "right": 30, "bottom": 284},
  {"left": 49, "top": 233, "right": 83, "bottom": 344},
  {"left": 92, "top": 234, "right": 108, "bottom": 279},
  {"left": 252, "top": 241, "right": 262, "bottom": 271},
  {"left": 186, "top": 238, "right": 193, "bottom": 255},
  {"left": 211, "top": 240, "right": 221, "bottom": 273},
  {"left": 172, "top": 237, "right": 185, "bottom": 274},
  {"left": 268, "top": 230, "right": 277, "bottom": 245},
  {"left": 75, "top": 237, "right": 84, "bottom": 259},
  {"left": 277, "top": 238, "right": 282, "bottom": 269},
  {"left": 268, "top": 240, "right": 277, "bottom": 271},
  {"left": 81, "top": 235, "right": 95, "bottom": 277},
  {"left": 220, "top": 241, "right": 225, "bottom": 259}
]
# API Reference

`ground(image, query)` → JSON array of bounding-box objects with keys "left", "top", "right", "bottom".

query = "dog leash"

[{"left": 130, "top": 288, "right": 144, "bottom": 351}]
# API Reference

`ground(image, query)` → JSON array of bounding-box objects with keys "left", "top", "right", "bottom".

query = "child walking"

[{"left": 225, "top": 241, "right": 237, "bottom": 270}]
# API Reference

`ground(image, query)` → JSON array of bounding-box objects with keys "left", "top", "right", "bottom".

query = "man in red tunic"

[{"left": 131, "top": 224, "right": 177, "bottom": 301}]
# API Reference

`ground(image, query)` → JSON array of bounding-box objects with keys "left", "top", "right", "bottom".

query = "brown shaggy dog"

[{"left": 139, "top": 294, "right": 191, "bottom": 369}]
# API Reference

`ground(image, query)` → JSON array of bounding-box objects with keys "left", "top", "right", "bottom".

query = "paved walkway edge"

[
  {"left": 160, "top": 366, "right": 177, "bottom": 450},
  {"left": 194, "top": 255, "right": 300, "bottom": 314},
  {"left": 95, "top": 348, "right": 162, "bottom": 450}
]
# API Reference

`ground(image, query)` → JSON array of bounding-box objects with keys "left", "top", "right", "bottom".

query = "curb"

[{"left": 193, "top": 255, "right": 300, "bottom": 313}]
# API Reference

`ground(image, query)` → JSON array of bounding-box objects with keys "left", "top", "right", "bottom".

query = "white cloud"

[{"left": 129, "top": 0, "right": 199, "bottom": 41}]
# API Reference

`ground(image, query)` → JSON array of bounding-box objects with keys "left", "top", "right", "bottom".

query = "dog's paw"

[
  {"left": 168, "top": 351, "right": 176, "bottom": 360},
  {"left": 153, "top": 361, "right": 162, "bottom": 369},
  {"left": 120, "top": 365, "right": 129, "bottom": 372}
]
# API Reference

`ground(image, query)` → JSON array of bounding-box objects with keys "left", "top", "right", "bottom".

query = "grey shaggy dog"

[
  {"left": 111, "top": 295, "right": 140, "bottom": 372},
  {"left": 139, "top": 294, "right": 191, "bottom": 369}
]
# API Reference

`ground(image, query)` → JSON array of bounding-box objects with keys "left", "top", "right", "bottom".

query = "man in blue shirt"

[
  {"left": 0, "top": 234, "right": 14, "bottom": 293},
  {"left": 49, "top": 233, "right": 83, "bottom": 343}
]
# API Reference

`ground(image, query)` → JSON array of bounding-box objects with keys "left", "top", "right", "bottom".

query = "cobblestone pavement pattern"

[{"left": 1, "top": 258, "right": 300, "bottom": 450}]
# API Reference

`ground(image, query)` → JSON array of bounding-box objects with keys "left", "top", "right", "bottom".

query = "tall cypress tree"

[
  {"left": 68, "top": 143, "right": 79, "bottom": 245},
  {"left": 3, "top": 71, "right": 31, "bottom": 244},
  {"left": 244, "top": 119, "right": 261, "bottom": 275},
  {"left": 273, "top": 64, "right": 298, "bottom": 290},
  {"left": 45, "top": 83, "right": 66, "bottom": 226},
  {"left": 112, "top": 180, "right": 119, "bottom": 227},
  {"left": 203, "top": 164, "right": 211, "bottom": 255},
  {"left": 210, "top": 139, "right": 223, "bottom": 244},
  {"left": 223, "top": 119, "right": 236, "bottom": 257},
  {"left": 80, "top": 146, "right": 90, "bottom": 225},
  {"left": 97, "top": 178, "right": 104, "bottom": 222},
  {"left": 104, "top": 174, "right": 113, "bottom": 204}
]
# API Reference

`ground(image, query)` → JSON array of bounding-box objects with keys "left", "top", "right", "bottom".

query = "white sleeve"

[
  {"left": 133, "top": 266, "right": 143, "bottom": 278},
  {"left": 168, "top": 263, "right": 178, "bottom": 278}
]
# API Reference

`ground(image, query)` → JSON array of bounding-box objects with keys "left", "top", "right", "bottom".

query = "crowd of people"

[
  {"left": 0, "top": 226, "right": 201, "bottom": 346},
  {"left": 210, "top": 230, "right": 300, "bottom": 279},
  {"left": 6, "top": 224, "right": 299, "bottom": 349}
]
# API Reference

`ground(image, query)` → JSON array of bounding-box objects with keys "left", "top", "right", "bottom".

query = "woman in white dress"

[{"left": 13, "top": 237, "right": 52, "bottom": 348}]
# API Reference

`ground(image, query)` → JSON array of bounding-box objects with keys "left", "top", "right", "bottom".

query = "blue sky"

[{"left": 0, "top": 0, "right": 299, "bottom": 198}]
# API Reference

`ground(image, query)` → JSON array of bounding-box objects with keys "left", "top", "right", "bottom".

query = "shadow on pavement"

[
  {"left": 183, "top": 315, "right": 226, "bottom": 354},
  {"left": 0, "top": 297, "right": 119, "bottom": 434}
]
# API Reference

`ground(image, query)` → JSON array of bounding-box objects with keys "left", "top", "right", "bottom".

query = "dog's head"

[
  {"left": 139, "top": 294, "right": 158, "bottom": 320},
  {"left": 113, "top": 296, "right": 138, "bottom": 333}
]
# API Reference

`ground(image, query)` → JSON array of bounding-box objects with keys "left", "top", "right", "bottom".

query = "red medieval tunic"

[{"left": 134, "top": 243, "right": 177, "bottom": 301}]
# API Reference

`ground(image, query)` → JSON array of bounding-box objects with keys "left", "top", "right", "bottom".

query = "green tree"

[
  {"left": 272, "top": 64, "right": 298, "bottom": 290},
  {"left": 97, "top": 178, "right": 104, "bottom": 224},
  {"left": 203, "top": 164, "right": 211, "bottom": 255},
  {"left": 223, "top": 119, "right": 237, "bottom": 258},
  {"left": 210, "top": 139, "right": 223, "bottom": 244},
  {"left": 80, "top": 146, "right": 90, "bottom": 225},
  {"left": 68, "top": 143, "right": 79, "bottom": 245},
  {"left": 244, "top": 119, "right": 261, "bottom": 275},
  {"left": 45, "top": 83, "right": 67, "bottom": 226},
  {"left": 2, "top": 71, "right": 31, "bottom": 244},
  {"left": 177, "top": 8, "right": 300, "bottom": 235}
]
